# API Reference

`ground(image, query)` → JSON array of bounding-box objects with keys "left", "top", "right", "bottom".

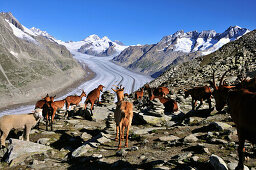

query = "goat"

[
  {"left": 149, "top": 88, "right": 178, "bottom": 113},
  {"left": 210, "top": 70, "right": 235, "bottom": 112},
  {"left": 135, "top": 88, "right": 144, "bottom": 100},
  {"left": 237, "top": 77, "right": 256, "bottom": 92},
  {"left": 84, "top": 85, "right": 104, "bottom": 115},
  {"left": 226, "top": 89, "right": 256, "bottom": 169},
  {"left": 42, "top": 101, "right": 54, "bottom": 131},
  {"left": 111, "top": 85, "right": 125, "bottom": 102},
  {"left": 114, "top": 101, "right": 133, "bottom": 149},
  {"left": 184, "top": 86, "right": 212, "bottom": 110},
  {"left": 50, "top": 99, "right": 66, "bottom": 124},
  {"left": 0, "top": 108, "right": 43, "bottom": 148},
  {"left": 157, "top": 86, "right": 170, "bottom": 97},
  {"left": 65, "top": 90, "right": 86, "bottom": 117},
  {"left": 35, "top": 94, "right": 55, "bottom": 109}
]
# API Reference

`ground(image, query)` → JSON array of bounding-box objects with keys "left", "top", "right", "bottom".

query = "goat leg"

[
  {"left": 196, "top": 100, "right": 203, "bottom": 110},
  {"left": 236, "top": 136, "right": 245, "bottom": 170},
  {"left": 118, "top": 124, "right": 122, "bottom": 150},
  {"left": 125, "top": 126, "right": 130, "bottom": 148},
  {"left": 115, "top": 125, "right": 119, "bottom": 141}
]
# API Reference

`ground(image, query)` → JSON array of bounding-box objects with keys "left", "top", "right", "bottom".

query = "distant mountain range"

[
  {"left": 113, "top": 26, "right": 250, "bottom": 77},
  {"left": 28, "top": 28, "right": 128, "bottom": 57}
]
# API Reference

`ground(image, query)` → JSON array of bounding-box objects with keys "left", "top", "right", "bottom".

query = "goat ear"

[{"left": 122, "top": 87, "right": 125, "bottom": 90}]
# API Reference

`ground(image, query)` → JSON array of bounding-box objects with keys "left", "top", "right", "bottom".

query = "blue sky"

[{"left": 1, "top": 0, "right": 255, "bottom": 45}]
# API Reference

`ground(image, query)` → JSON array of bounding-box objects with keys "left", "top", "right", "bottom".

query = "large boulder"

[{"left": 5, "top": 138, "right": 51, "bottom": 165}]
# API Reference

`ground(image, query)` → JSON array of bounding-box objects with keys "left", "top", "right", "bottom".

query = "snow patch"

[
  {"left": 5, "top": 19, "right": 38, "bottom": 44},
  {"left": 9, "top": 50, "right": 19, "bottom": 57}
]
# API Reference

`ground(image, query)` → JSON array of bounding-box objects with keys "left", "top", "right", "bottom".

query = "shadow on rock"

[{"left": 50, "top": 130, "right": 84, "bottom": 151}]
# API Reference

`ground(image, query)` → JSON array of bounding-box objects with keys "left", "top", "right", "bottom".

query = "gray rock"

[
  {"left": 191, "top": 156, "right": 199, "bottom": 162},
  {"left": 96, "top": 132, "right": 111, "bottom": 144},
  {"left": 116, "top": 149, "right": 127, "bottom": 156},
  {"left": 41, "top": 131, "right": 56, "bottom": 135},
  {"left": 133, "top": 127, "right": 165, "bottom": 135},
  {"left": 209, "top": 154, "right": 228, "bottom": 170},
  {"left": 5, "top": 138, "right": 51, "bottom": 164},
  {"left": 81, "top": 132, "right": 92, "bottom": 139},
  {"left": 159, "top": 135, "right": 180, "bottom": 142},
  {"left": 210, "top": 122, "right": 232, "bottom": 131},
  {"left": 71, "top": 143, "right": 93, "bottom": 158},
  {"left": 37, "top": 138, "right": 50, "bottom": 145},
  {"left": 92, "top": 153, "right": 103, "bottom": 159},
  {"left": 65, "top": 119, "right": 80, "bottom": 124},
  {"left": 227, "top": 162, "right": 249, "bottom": 170},
  {"left": 184, "top": 134, "right": 198, "bottom": 143},
  {"left": 131, "top": 146, "right": 139, "bottom": 151}
]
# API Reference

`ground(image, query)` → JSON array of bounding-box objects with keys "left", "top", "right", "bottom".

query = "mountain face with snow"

[
  {"left": 113, "top": 26, "right": 250, "bottom": 77},
  {"left": 0, "top": 12, "right": 86, "bottom": 108},
  {"left": 75, "top": 35, "right": 127, "bottom": 57}
]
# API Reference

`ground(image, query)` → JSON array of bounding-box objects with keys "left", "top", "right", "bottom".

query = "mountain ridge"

[{"left": 113, "top": 26, "right": 250, "bottom": 77}]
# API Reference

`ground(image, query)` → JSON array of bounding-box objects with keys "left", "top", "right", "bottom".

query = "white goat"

[{"left": 0, "top": 108, "right": 43, "bottom": 148}]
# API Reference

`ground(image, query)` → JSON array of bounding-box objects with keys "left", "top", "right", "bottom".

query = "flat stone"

[
  {"left": 158, "top": 135, "right": 180, "bottom": 142},
  {"left": 92, "top": 153, "right": 103, "bottom": 159},
  {"left": 227, "top": 162, "right": 249, "bottom": 170},
  {"left": 65, "top": 119, "right": 80, "bottom": 124},
  {"left": 81, "top": 132, "right": 92, "bottom": 139},
  {"left": 184, "top": 134, "right": 198, "bottom": 143},
  {"left": 41, "top": 131, "right": 56, "bottom": 135},
  {"left": 210, "top": 122, "right": 232, "bottom": 131},
  {"left": 133, "top": 127, "right": 165, "bottom": 135},
  {"left": 71, "top": 143, "right": 93, "bottom": 158},
  {"left": 6, "top": 139, "right": 51, "bottom": 164}
]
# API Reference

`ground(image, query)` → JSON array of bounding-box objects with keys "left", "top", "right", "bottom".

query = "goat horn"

[
  {"left": 111, "top": 88, "right": 117, "bottom": 92},
  {"left": 113, "top": 85, "right": 119, "bottom": 89},
  {"left": 219, "top": 71, "right": 228, "bottom": 87}
]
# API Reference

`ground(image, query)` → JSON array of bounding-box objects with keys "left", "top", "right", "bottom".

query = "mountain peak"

[
  {"left": 0, "top": 12, "right": 24, "bottom": 31},
  {"left": 84, "top": 34, "right": 101, "bottom": 41},
  {"left": 221, "top": 25, "right": 249, "bottom": 39}
]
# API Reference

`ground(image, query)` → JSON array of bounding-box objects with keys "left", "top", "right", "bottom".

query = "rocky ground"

[{"left": 0, "top": 91, "right": 255, "bottom": 170}]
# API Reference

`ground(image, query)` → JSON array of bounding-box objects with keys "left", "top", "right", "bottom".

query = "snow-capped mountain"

[
  {"left": 158, "top": 26, "right": 250, "bottom": 55},
  {"left": 28, "top": 27, "right": 127, "bottom": 57},
  {"left": 113, "top": 26, "right": 250, "bottom": 77},
  {"left": 76, "top": 34, "right": 127, "bottom": 56}
]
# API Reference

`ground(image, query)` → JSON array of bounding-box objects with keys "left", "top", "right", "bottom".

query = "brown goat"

[
  {"left": 149, "top": 88, "right": 178, "bottom": 113},
  {"left": 226, "top": 89, "right": 256, "bottom": 169},
  {"left": 50, "top": 99, "right": 66, "bottom": 123},
  {"left": 111, "top": 85, "right": 125, "bottom": 102},
  {"left": 210, "top": 71, "right": 235, "bottom": 112},
  {"left": 157, "top": 86, "right": 170, "bottom": 97},
  {"left": 135, "top": 88, "right": 144, "bottom": 100},
  {"left": 184, "top": 86, "right": 212, "bottom": 110},
  {"left": 35, "top": 94, "right": 54, "bottom": 109},
  {"left": 85, "top": 85, "right": 104, "bottom": 115},
  {"left": 42, "top": 101, "right": 54, "bottom": 131},
  {"left": 114, "top": 101, "right": 133, "bottom": 149},
  {"left": 65, "top": 90, "right": 86, "bottom": 117},
  {"left": 237, "top": 77, "right": 256, "bottom": 92}
]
